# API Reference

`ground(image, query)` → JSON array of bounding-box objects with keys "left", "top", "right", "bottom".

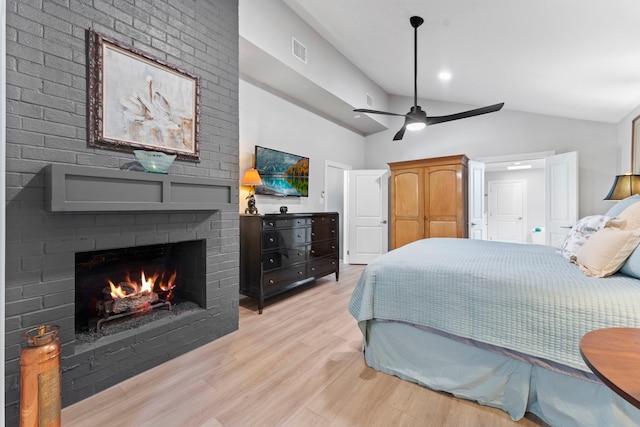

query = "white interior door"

[
  {"left": 468, "top": 160, "right": 486, "bottom": 239},
  {"left": 347, "top": 170, "right": 389, "bottom": 264},
  {"left": 545, "top": 151, "right": 578, "bottom": 247},
  {"left": 488, "top": 180, "right": 526, "bottom": 242}
]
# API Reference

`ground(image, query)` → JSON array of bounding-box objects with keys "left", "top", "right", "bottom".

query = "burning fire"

[{"left": 108, "top": 270, "right": 176, "bottom": 300}]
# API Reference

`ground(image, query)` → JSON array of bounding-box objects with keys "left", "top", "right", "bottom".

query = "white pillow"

[
  {"left": 605, "top": 194, "right": 640, "bottom": 217},
  {"left": 618, "top": 201, "right": 640, "bottom": 230},
  {"left": 558, "top": 215, "right": 624, "bottom": 259},
  {"left": 575, "top": 228, "right": 640, "bottom": 277}
]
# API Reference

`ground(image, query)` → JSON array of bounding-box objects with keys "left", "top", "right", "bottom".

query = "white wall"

[
  {"left": 239, "top": 0, "right": 389, "bottom": 119},
  {"left": 239, "top": 79, "right": 366, "bottom": 214},
  {"left": 364, "top": 95, "right": 618, "bottom": 217}
]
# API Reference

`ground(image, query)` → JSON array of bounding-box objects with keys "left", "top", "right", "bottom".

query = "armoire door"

[
  {"left": 391, "top": 168, "right": 423, "bottom": 248},
  {"left": 425, "top": 165, "right": 463, "bottom": 237}
]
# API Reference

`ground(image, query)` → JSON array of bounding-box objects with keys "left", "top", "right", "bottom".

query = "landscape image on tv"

[{"left": 254, "top": 146, "right": 309, "bottom": 197}]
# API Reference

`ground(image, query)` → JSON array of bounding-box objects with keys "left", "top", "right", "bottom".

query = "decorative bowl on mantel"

[{"left": 134, "top": 150, "right": 176, "bottom": 173}]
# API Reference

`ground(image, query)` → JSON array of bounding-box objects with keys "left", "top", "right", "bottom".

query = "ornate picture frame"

[
  {"left": 633, "top": 114, "right": 640, "bottom": 174},
  {"left": 88, "top": 30, "right": 201, "bottom": 161}
]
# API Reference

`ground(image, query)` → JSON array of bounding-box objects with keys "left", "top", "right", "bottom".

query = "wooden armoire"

[{"left": 389, "top": 154, "right": 468, "bottom": 249}]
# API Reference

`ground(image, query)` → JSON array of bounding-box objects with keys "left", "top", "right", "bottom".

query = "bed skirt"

[{"left": 363, "top": 320, "right": 640, "bottom": 427}]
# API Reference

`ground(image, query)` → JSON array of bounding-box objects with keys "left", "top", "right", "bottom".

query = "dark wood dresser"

[{"left": 240, "top": 212, "right": 339, "bottom": 313}]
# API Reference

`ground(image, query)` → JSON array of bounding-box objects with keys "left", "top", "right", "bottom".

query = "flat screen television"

[{"left": 254, "top": 145, "right": 309, "bottom": 197}]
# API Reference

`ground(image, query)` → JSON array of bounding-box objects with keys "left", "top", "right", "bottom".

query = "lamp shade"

[
  {"left": 604, "top": 173, "right": 640, "bottom": 200},
  {"left": 242, "top": 168, "right": 263, "bottom": 186}
]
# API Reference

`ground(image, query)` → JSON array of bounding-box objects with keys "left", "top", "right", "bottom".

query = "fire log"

[{"left": 111, "top": 292, "right": 159, "bottom": 314}]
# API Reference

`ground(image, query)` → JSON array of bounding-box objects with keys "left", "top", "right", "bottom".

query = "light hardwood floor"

[{"left": 62, "top": 263, "right": 548, "bottom": 427}]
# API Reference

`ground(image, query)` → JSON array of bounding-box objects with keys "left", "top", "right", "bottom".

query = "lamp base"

[{"left": 245, "top": 194, "right": 259, "bottom": 215}]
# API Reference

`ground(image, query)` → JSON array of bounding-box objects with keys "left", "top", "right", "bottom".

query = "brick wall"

[{"left": 5, "top": 1, "right": 240, "bottom": 424}]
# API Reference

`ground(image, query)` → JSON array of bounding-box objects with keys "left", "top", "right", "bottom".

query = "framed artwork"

[
  {"left": 88, "top": 30, "right": 201, "bottom": 161},
  {"left": 633, "top": 115, "right": 640, "bottom": 174}
]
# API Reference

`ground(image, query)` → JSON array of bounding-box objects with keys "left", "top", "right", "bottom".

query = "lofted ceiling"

[{"left": 271, "top": 0, "right": 640, "bottom": 128}]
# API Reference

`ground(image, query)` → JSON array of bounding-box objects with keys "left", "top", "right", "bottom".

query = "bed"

[{"left": 349, "top": 237, "right": 640, "bottom": 426}]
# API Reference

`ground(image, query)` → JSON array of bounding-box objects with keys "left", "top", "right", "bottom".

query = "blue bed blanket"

[{"left": 349, "top": 238, "right": 640, "bottom": 372}]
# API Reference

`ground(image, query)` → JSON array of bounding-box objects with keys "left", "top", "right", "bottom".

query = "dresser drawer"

[
  {"left": 262, "top": 246, "right": 307, "bottom": 271},
  {"left": 308, "top": 257, "right": 338, "bottom": 278},
  {"left": 310, "top": 215, "right": 337, "bottom": 225},
  {"left": 263, "top": 228, "right": 308, "bottom": 250},
  {"left": 263, "top": 217, "right": 309, "bottom": 229},
  {"left": 309, "top": 239, "right": 338, "bottom": 259},
  {"left": 262, "top": 266, "right": 306, "bottom": 291},
  {"left": 310, "top": 224, "right": 338, "bottom": 241}
]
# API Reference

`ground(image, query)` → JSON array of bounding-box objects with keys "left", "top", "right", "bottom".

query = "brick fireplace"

[
  {"left": 5, "top": 166, "right": 239, "bottom": 416},
  {"left": 5, "top": 0, "right": 240, "bottom": 424}
]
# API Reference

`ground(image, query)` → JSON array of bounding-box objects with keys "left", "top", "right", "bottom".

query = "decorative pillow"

[
  {"left": 574, "top": 228, "right": 640, "bottom": 277},
  {"left": 605, "top": 194, "right": 640, "bottom": 217},
  {"left": 618, "top": 201, "right": 640, "bottom": 230},
  {"left": 557, "top": 215, "right": 622, "bottom": 259},
  {"left": 619, "top": 246, "right": 640, "bottom": 279}
]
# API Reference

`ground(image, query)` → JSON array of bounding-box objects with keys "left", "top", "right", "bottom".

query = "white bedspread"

[{"left": 349, "top": 238, "right": 640, "bottom": 372}]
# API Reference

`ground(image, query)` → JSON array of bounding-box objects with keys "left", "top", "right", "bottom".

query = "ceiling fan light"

[{"left": 406, "top": 122, "right": 426, "bottom": 131}]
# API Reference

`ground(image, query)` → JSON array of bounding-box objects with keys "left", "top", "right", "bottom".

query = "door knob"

[{"left": 380, "top": 220, "right": 387, "bottom": 224}]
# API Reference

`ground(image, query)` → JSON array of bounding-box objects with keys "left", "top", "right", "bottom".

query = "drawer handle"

[
  {"left": 311, "top": 250, "right": 315, "bottom": 254},
  {"left": 269, "top": 237, "right": 274, "bottom": 242},
  {"left": 269, "top": 279, "right": 274, "bottom": 284},
  {"left": 297, "top": 252, "right": 302, "bottom": 256},
  {"left": 331, "top": 245, "right": 335, "bottom": 249},
  {"left": 269, "top": 222, "right": 274, "bottom": 226},
  {"left": 269, "top": 258, "right": 274, "bottom": 263},
  {"left": 331, "top": 230, "right": 335, "bottom": 234},
  {"left": 297, "top": 234, "right": 302, "bottom": 238},
  {"left": 311, "top": 232, "right": 315, "bottom": 237},
  {"left": 298, "top": 271, "right": 303, "bottom": 275},
  {"left": 331, "top": 261, "right": 336, "bottom": 265},
  {"left": 311, "top": 267, "right": 316, "bottom": 271}
]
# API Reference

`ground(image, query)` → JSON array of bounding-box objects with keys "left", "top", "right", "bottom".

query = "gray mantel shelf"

[{"left": 46, "top": 164, "right": 234, "bottom": 212}]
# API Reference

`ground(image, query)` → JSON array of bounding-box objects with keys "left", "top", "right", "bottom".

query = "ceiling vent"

[
  {"left": 366, "top": 93, "right": 374, "bottom": 108},
  {"left": 292, "top": 37, "right": 307, "bottom": 63}
]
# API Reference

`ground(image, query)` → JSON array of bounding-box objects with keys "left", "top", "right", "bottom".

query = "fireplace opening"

[{"left": 75, "top": 240, "right": 206, "bottom": 339}]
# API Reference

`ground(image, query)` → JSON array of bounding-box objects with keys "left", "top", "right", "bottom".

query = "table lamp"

[
  {"left": 242, "top": 168, "right": 263, "bottom": 214},
  {"left": 604, "top": 172, "right": 640, "bottom": 200}
]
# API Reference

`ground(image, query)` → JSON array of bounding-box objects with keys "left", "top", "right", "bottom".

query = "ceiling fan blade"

[
  {"left": 354, "top": 108, "right": 406, "bottom": 117},
  {"left": 426, "top": 103, "right": 504, "bottom": 126},
  {"left": 393, "top": 126, "right": 406, "bottom": 141}
]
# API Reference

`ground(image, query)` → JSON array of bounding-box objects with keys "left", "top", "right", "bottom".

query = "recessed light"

[{"left": 438, "top": 71, "right": 452, "bottom": 81}]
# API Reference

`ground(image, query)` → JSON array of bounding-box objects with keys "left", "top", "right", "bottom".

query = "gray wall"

[{"left": 5, "top": 0, "right": 239, "bottom": 424}]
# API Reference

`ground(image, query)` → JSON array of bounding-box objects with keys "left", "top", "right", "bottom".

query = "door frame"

[
  {"left": 473, "top": 151, "right": 555, "bottom": 244},
  {"left": 324, "top": 160, "right": 351, "bottom": 262}
]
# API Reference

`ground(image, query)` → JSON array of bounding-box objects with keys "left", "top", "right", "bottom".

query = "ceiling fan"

[{"left": 354, "top": 16, "right": 504, "bottom": 141}]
